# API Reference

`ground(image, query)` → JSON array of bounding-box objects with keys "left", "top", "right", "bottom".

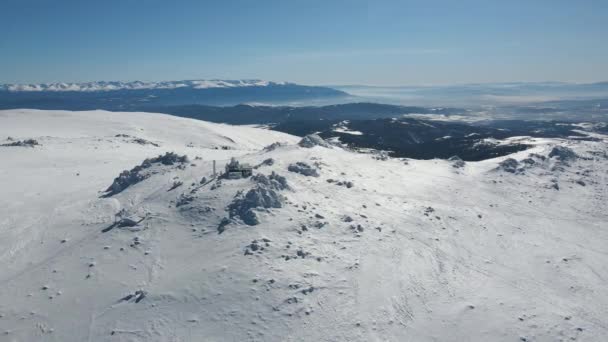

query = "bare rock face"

[
  {"left": 288, "top": 162, "right": 320, "bottom": 177},
  {"left": 103, "top": 152, "right": 188, "bottom": 196},
  {"left": 298, "top": 134, "right": 331, "bottom": 148},
  {"left": 549, "top": 146, "right": 578, "bottom": 161}
]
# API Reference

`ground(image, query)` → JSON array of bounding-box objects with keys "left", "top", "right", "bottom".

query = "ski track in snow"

[{"left": 0, "top": 109, "right": 607, "bottom": 341}]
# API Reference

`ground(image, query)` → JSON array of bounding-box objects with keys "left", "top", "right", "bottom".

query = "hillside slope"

[{"left": 0, "top": 110, "right": 607, "bottom": 341}]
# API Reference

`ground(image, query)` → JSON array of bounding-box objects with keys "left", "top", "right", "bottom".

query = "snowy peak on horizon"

[{"left": 0, "top": 79, "right": 291, "bottom": 92}]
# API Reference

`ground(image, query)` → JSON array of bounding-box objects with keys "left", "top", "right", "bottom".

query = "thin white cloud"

[{"left": 264, "top": 48, "right": 446, "bottom": 61}]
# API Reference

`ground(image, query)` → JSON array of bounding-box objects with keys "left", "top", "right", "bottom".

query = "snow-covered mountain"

[
  {"left": 1, "top": 109, "right": 607, "bottom": 341},
  {"left": 0, "top": 79, "right": 288, "bottom": 92},
  {"left": 0, "top": 80, "right": 349, "bottom": 109}
]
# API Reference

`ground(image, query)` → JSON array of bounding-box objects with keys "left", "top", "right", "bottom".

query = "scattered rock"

[
  {"left": 1, "top": 139, "right": 40, "bottom": 147},
  {"left": 288, "top": 162, "right": 320, "bottom": 177},
  {"left": 119, "top": 290, "right": 146, "bottom": 303},
  {"left": 301, "top": 287, "right": 315, "bottom": 295},
  {"left": 102, "top": 213, "right": 145, "bottom": 233},
  {"left": 176, "top": 194, "right": 195, "bottom": 207},
  {"left": 373, "top": 151, "right": 390, "bottom": 161},
  {"left": 131, "top": 137, "right": 159, "bottom": 147},
  {"left": 296, "top": 250, "right": 309, "bottom": 258},
  {"left": 334, "top": 180, "right": 355, "bottom": 188},
  {"left": 245, "top": 239, "right": 270, "bottom": 255},
  {"left": 256, "top": 158, "right": 275, "bottom": 168}
]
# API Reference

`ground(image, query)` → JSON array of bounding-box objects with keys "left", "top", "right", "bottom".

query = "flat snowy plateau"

[{"left": 0, "top": 109, "right": 607, "bottom": 342}]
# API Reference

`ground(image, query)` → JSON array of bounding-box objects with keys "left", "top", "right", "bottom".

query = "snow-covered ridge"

[
  {"left": 1, "top": 109, "right": 607, "bottom": 341},
  {"left": 0, "top": 79, "right": 290, "bottom": 92}
]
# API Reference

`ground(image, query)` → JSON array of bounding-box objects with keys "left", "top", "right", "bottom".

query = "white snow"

[{"left": 1, "top": 109, "right": 607, "bottom": 341}]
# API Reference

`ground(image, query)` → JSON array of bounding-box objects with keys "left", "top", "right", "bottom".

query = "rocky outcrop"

[
  {"left": 103, "top": 152, "right": 188, "bottom": 197},
  {"left": 298, "top": 134, "right": 331, "bottom": 148},
  {"left": 497, "top": 158, "right": 520, "bottom": 173},
  {"left": 549, "top": 146, "right": 578, "bottom": 161},
  {"left": 227, "top": 172, "right": 289, "bottom": 226},
  {"left": 228, "top": 186, "right": 284, "bottom": 225}
]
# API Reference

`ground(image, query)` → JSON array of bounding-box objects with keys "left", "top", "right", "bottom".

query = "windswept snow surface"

[{"left": 1, "top": 109, "right": 608, "bottom": 341}]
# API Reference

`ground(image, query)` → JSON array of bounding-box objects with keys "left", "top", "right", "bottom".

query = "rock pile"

[{"left": 288, "top": 162, "right": 320, "bottom": 177}]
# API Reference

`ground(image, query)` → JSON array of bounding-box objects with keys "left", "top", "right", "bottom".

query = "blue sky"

[{"left": 1, "top": 0, "right": 607, "bottom": 85}]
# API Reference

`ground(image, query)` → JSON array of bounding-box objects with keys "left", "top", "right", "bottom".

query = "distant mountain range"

[
  {"left": 0, "top": 79, "right": 289, "bottom": 92},
  {"left": 0, "top": 79, "right": 349, "bottom": 108},
  {"left": 2, "top": 79, "right": 607, "bottom": 122}
]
